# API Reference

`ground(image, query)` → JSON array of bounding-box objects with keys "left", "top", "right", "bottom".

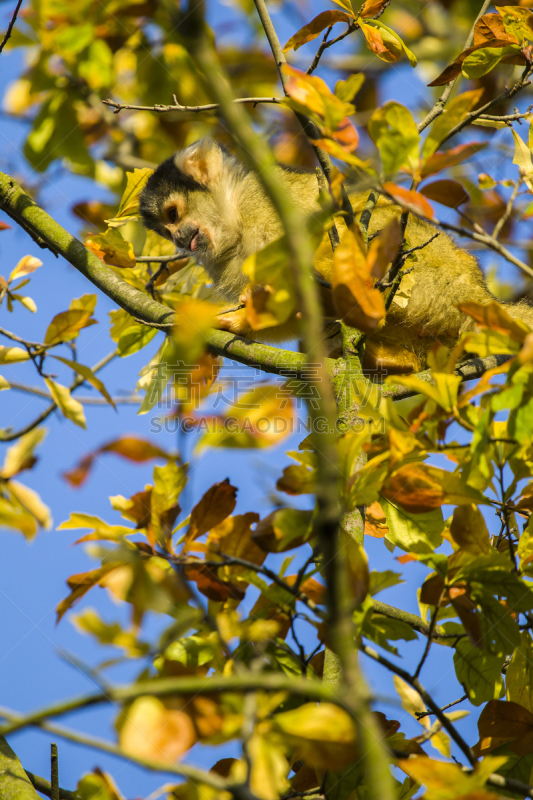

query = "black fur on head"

[{"left": 139, "top": 156, "right": 208, "bottom": 232}]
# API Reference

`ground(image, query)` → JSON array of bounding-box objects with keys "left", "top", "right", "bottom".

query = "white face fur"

[{"left": 139, "top": 139, "right": 251, "bottom": 300}]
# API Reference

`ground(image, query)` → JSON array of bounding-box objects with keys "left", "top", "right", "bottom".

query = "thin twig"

[
  {"left": 191, "top": 554, "right": 326, "bottom": 618},
  {"left": 417, "top": 0, "right": 493, "bottom": 134},
  {"left": 0, "top": 0, "right": 25, "bottom": 55},
  {"left": 50, "top": 743, "right": 59, "bottom": 800},
  {"left": 252, "top": 0, "right": 354, "bottom": 226},
  {"left": 415, "top": 694, "right": 467, "bottom": 719},
  {"left": 379, "top": 186, "right": 533, "bottom": 279},
  {"left": 102, "top": 96, "right": 281, "bottom": 114},
  {"left": 492, "top": 178, "right": 521, "bottom": 240},
  {"left": 135, "top": 253, "right": 188, "bottom": 263},
  {"left": 439, "top": 64, "right": 533, "bottom": 146},
  {"left": 0, "top": 350, "right": 117, "bottom": 442},
  {"left": 413, "top": 605, "right": 440, "bottom": 680},
  {"left": 0, "top": 325, "right": 48, "bottom": 350},
  {"left": 306, "top": 23, "right": 357, "bottom": 75},
  {"left": 358, "top": 642, "right": 476, "bottom": 765},
  {"left": 478, "top": 107, "right": 533, "bottom": 123}
]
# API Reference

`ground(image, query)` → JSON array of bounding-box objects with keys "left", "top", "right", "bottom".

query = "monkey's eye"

[{"left": 167, "top": 207, "right": 178, "bottom": 224}]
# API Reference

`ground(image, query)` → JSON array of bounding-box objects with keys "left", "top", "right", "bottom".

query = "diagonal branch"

[
  {"left": 0, "top": 0, "right": 25, "bottom": 55},
  {"left": 417, "top": 0, "right": 493, "bottom": 134}
]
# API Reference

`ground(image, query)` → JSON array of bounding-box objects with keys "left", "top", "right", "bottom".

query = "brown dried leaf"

[
  {"left": 185, "top": 478, "right": 238, "bottom": 546},
  {"left": 283, "top": 10, "right": 352, "bottom": 52}
]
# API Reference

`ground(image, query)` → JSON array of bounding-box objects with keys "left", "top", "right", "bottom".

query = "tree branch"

[
  {"left": 251, "top": 0, "right": 354, "bottom": 225},
  {"left": 24, "top": 771, "right": 77, "bottom": 800},
  {"left": 439, "top": 64, "right": 533, "bottom": 146},
  {"left": 0, "top": 0, "right": 25, "bottom": 55},
  {"left": 417, "top": 0, "right": 493, "bottom": 134},
  {"left": 0, "top": 674, "right": 338, "bottom": 737},
  {"left": 379, "top": 185, "right": 533, "bottom": 279},
  {"left": 358, "top": 642, "right": 476, "bottom": 765},
  {"left": 102, "top": 96, "right": 282, "bottom": 114},
  {"left": 0, "top": 736, "right": 41, "bottom": 799}
]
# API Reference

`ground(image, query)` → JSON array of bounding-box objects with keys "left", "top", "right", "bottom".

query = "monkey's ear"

[{"left": 177, "top": 139, "right": 224, "bottom": 186}]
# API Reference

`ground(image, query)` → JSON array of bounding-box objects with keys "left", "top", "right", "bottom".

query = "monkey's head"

[{"left": 139, "top": 139, "right": 249, "bottom": 291}]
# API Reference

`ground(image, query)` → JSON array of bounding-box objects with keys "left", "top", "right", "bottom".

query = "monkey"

[{"left": 139, "top": 137, "right": 533, "bottom": 374}]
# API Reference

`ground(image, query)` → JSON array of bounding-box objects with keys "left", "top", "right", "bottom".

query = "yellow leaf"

[
  {"left": 9, "top": 255, "right": 42, "bottom": 282},
  {"left": 399, "top": 754, "right": 507, "bottom": 798},
  {"left": 44, "top": 309, "right": 97, "bottom": 345},
  {"left": 11, "top": 293, "right": 37, "bottom": 312},
  {"left": 115, "top": 168, "right": 153, "bottom": 218},
  {"left": 85, "top": 228, "right": 136, "bottom": 268},
  {"left": 0, "top": 496, "right": 37, "bottom": 539},
  {"left": 52, "top": 356, "right": 115, "bottom": 409},
  {"left": 117, "top": 696, "right": 197, "bottom": 763},
  {"left": 44, "top": 378, "right": 86, "bottom": 428},
  {"left": 0, "top": 346, "right": 30, "bottom": 364},
  {"left": 8, "top": 480, "right": 52, "bottom": 530},
  {"left": 2, "top": 427, "right": 46, "bottom": 479},
  {"left": 0, "top": 375, "right": 9, "bottom": 390},
  {"left": 393, "top": 675, "right": 430, "bottom": 729},
  {"left": 196, "top": 384, "right": 294, "bottom": 450},
  {"left": 274, "top": 703, "right": 357, "bottom": 771},
  {"left": 248, "top": 733, "right": 290, "bottom": 800}
]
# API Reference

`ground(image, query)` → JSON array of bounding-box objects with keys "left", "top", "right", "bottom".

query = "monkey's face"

[{"left": 139, "top": 139, "right": 247, "bottom": 294}]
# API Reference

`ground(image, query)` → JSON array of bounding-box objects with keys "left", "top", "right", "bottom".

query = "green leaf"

[
  {"left": 381, "top": 496, "right": 444, "bottom": 554},
  {"left": 368, "top": 101, "right": 419, "bottom": 176},
  {"left": 423, "top": 90, "right": 484, "bottom": 159},
  {"left": 53, "top": 23, "right": 95, "bottom": 53},
  {"left": 72, "top": 608, "right": 149, "bottom": 656},
  {"left": 335, "top": 73, "right": 365, "bottom": 104},
  {"left": 369, "top": 570, "right": 404, "bottom": 596},
  {"left": 362, "top": 612, "right": 417, "bottom": 654},
  {"left": 78, "top": 40, "right": 113, "bottom": 90},
  {"left": 364, "top": 19, "right": 417, "bottom": 66},
  {"left": 453, "top": 638, "right": 505, "bottom": 705},
  {"left": 117, "top": 323, "right": 158, "bottom": 356},
  {"left": 507, "top": 631, "right": 533, "bottom": 712},
  {"left": 24, "top": 90, "right": 91, "bottom": 173},
  {"left": 462, "top": 44, "right": 520, "bottom": 79}
]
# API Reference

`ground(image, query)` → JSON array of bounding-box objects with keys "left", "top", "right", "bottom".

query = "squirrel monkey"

[{"left": 139, "top": 138, "right": 533, "bottom": 374}]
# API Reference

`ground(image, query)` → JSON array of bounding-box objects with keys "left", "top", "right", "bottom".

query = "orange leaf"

[
  {"left": 421, "top": 142, "right": 487, "bottom": 178},
  {"left": 366, "top": 217, "right": 402, "bottom": 280},
  {"left": 63, "top": 436, "right": 169, "bottom": 487},
  {"left": 382, "top": 182, "right": 434, "bottom": 219},
  {"left": 56, "top": 565, "right": 118, "bottom": 623},
  {"left": 283, "top": 10, "right": 352, "bottom": 52},
  {"left": 364, "top": 500, "right": 389, "bottom": 538},
  {"left": 359, "top": 22, "right": 390, "bottom": 57},
  {"left": 360, "top": 0, "right": 391, "bottom": 18},
  {"left": 332, "top": 228, "right": 385, "bottom": 332},
  {"left": 459, "top": 300, "right": 530, "bottom": 342},
  {"left": 420, "top": 179, "right": 470, "bottom": 208}
]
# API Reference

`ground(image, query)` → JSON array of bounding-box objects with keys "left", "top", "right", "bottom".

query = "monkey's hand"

[{"left": 216, "top": 287, "right": 255, "bottom": 338}]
